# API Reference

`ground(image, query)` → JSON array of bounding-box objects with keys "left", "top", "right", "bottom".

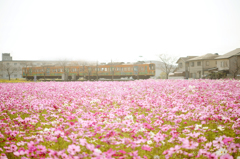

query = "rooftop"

[
  {"left": 215, "top": 48, "right": 240, "bottom": 59},
  {"left": 176, "top": 56, "right": 197, "bottom": 63},
  {"left": 187, "top": 53, "right": 219, "bottom": 61}
]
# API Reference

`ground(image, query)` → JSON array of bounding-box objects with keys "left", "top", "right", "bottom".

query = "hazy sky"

[{"left": 0, "top": 0, "right": 240, "bottom": 62}]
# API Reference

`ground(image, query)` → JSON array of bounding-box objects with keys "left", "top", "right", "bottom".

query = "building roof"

[
  {"left": 215, "top": 48, "right": 240, "bottom": 59},
  {"left": 176, "top": 56, "right": 197, "bottom": 63},
  {"left": 187, "top": 53, "right": 219, "bottom": 61}
]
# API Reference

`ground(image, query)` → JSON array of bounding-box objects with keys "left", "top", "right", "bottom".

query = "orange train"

[{"left": 22, "top": 63, "right": 155, "bottom": 80}]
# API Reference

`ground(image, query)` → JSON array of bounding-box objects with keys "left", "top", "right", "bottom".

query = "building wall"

[
  {"left": 202, "top": 60, "right": 217, "bottom": 70},
  {"left": 144, "top": 61, "right": 164, "bottom": 79},
  {"left": 0, "top": 60, "right": 56, "bottom": 79},
  {"left": 188, "top": 61, "right": 202, "bottom": 79},
  {"left": 0, "top": 61, "right": 22, "bottom": 79},
  {"left": 216, "top": 59, "right": 229, "bottom": 71},
  {"left": 169, "top": 76, "right": 185, "bottom": 79},
  {"left": 176, "top": 59, "right": 186, "bottom": 73}
]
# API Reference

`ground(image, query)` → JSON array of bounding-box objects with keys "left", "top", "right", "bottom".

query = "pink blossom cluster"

[{"left": 0, "top": 79, "right": 240, "bottom": 159}]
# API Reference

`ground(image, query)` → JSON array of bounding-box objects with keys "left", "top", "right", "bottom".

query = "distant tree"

[
  {"left": 95, "top": 61, "right": 99, "bottom": 81},
  {"left": 85, "top": 64, "right": 94, "bottom": 81},
  {"left": 81, "top": 61, "right": 89, "bottom": 80},
  {"left": 158, "top": 54, "right": 177, "bottom": 79},
  {"left": 21, "top": 62, "right": 33, "bottom": 80},
  {"left": 41, "top": 63, "right": 51, "bottom": 80},
  {"left": 159, "top": 71, "right": 167, "bottom": 79},
  {"left": 57, "top": 59, "right": 69, "bottom": 80},
  {"left": 71, "top": 60, "right": 85, "bottom": 79},
  {"left": 1, "top": 63, "right": 19, "bottom": 80},
  {"left": 229, "top": 55, "right": 240, "bottom": 79},
  {"left": 109, "top": 59, "right": 120, "bottom": 81}
]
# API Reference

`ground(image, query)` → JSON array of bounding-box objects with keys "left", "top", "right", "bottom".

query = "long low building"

[
  {"left": 0, "top": 53, "right": 61, "bottom": 79},
  {"left": 0, "top": 53, "right": 158, "bottom": 80}
]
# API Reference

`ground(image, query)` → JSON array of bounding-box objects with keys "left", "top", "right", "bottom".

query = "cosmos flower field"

[{"left": 0, "top": 80, "right": 240, "bottom": 159}]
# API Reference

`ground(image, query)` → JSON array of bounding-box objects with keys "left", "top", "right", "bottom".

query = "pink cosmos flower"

[
  {"left": 10, "top": 144, "right": 18, "bottom": 152},
  {"left": 227, "top": 143, "right": 237, "bottom": 153},
  {"left": 86, "top": 143, "right": 95, "bottom": 151},
  {"left": 0, "top": 133, "right": 4, "bottom": 138},
  {"left": 129, "top": 150, "right": 138, "bottom": 157},
  {"left": 204, "top": 142, "right": 212, "bottom": 150},
  {"left": 207, "top": 153, "right": 218, "bottom": 159},
  {"left": 213, "top": 137, "right": 224, "bottom": 149},
  {"left": 67, "top": 144, "right": 80, "bottom": 155},
  {"left": 220, "top": 154, "right": 233, "bottom": 159},
  {"left": 0, "top": 153, "right": 8, "bottom": 159},
  {"left": 141, "top": 145, "right": 152, "bottom": 151},
  {"left": 182, "top": 139, "right": 199, "bottom": 149},
  {"left": 223, "top": 137, "right": 234, "bottom": 145},
  {"left": 79, "top": 138, "right": 87, "bottom": 146}
]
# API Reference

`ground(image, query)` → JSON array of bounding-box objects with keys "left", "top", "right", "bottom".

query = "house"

[
  {"left": 185, "top": 53, "right": 219, "bottom": 79},
  {"left": 169, "top": 56, "right": 196, "bottom": 79},
  {"left": 215, "top": 48, "right": 240, "bottom": 78}
]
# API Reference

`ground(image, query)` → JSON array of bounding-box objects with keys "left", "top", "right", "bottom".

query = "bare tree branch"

[
  {"left": 21, "top": 62, "right": 33, "bottom": 80},
  {"left": 229, "top": 55, "right": 240, "bottom": 79},
  {"left": 57, "top": 59, "right": 69, "bottom": 80},
  {"left": 1, "top": 63, "right": 20, "bottom": 80},
  {"left": 157, "top": 54, "right": 177, "bottom": 79}
]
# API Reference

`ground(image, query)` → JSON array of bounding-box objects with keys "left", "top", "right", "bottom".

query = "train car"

[{"left": 22, "top": 63, "right": 155, "bottom": 80}]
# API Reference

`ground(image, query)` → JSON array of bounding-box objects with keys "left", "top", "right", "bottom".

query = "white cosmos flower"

[
  {"left": 215, "top": 148, "right": 227, "bottom": 156},
  {"left": 153, "top": 155, "right": 160, "bottom": 159},
  {"left": 149, "top": 131, "right": 155, "bottom": 138},
  {"left": 203, "top": 127, "right": 208, "bottom": 130},
  {"left": 194, "top": 124, "right": 202, "bottom": 130},
  {"left": 124, "top": 115, "right": 133, "bottom": 120},
  {"left": 138, "top": 127, "right": 146, "bottom": 132},
  {"left": 94, "top": 148, "right": 102, "bottom": 154},
  {"left": 217, "top": 126, "right": 224, "bottom": 131},
  {"left": 43, "top": 128, "right": 50, "bottom": 132},
  {"left": 147, "top": 140, "right": 153, "bottom": 145}
]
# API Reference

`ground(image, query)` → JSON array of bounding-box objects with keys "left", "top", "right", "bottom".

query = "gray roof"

[
  {"left": 215, "top": 48, "right": 240, "bottom": 59},
  {"left": 187, "top": 53, "right": 219, "bottom": 61},
  {"left": 176, "top": 56, "right": 197, "bottom": 63}
]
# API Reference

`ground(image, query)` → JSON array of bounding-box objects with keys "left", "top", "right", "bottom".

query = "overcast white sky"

[{"left": 0, "top": 0, "right": 240, "bottom": 63}]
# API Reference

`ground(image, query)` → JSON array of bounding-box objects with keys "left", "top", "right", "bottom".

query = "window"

[
  {"left": 191, "top": 62, "right": 194, "bottom": 67},
  {"left": 14, "top": 74, "right": 17, "bottom": 77},
  {"left": 105, "top": 68, "right": 107, "bottom": 71},
  {"left": 7, "top": 63, "right": 9, "bottom": 65},
  {"left": 179, "top": 63, "right": 182, "bottom": 68},
  {"left": 14, "top": 63, "right": 17, "bottom": 65},
  {"left": 6, "top": 75, "right": 8, "bottom": 77},
  {"left": 225, "top": 61, "right": 228, "bottom": 67},
  {"left": 197, "top": 62, "right": 201, "bottom": 66},
  {"left": 206, "top": 61, "right": 209, "bottom": 66}
]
